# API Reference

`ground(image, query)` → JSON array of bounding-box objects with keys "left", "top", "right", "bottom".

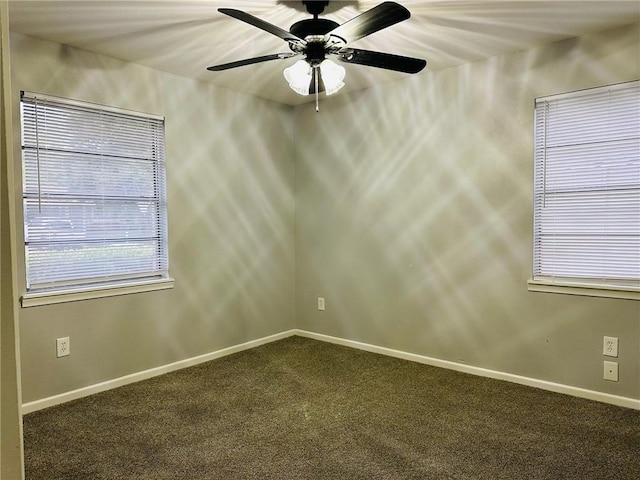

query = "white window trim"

[
  {"left": 21, "top": 277, "right": 174, "bottom": 308},
  {"left": 529, "top": 80, "right": 640, "bottom": 301},
  {"left": 527, "top": 279, "right": 639, "bottom": 301}
]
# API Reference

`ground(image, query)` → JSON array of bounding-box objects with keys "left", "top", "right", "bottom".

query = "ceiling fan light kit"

[
  {"left": 207, "top": 1, "right": 426, "bottom": 111},
  {"left": 284, "top": 59, "right": 345, "bottom": 96}
]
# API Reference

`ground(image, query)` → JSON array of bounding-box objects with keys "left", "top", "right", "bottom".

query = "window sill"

[
  {"left": 21, "top": 278, "right": 174, "bottom": 308},
  {"left": 527, "top": 279, "right": 639, "bottom": 301}
]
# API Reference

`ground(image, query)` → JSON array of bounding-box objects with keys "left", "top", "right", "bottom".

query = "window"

[
  {"left": 528, "top": 81, "right": 639, "bottom": 300},
  {"left": 20, "top": 92, "right": 172, "bottom": 306}
]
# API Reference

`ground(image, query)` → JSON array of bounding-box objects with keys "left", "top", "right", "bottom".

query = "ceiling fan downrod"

[{"left": 302, "top": 1, "right": 329, "bottom": 19}]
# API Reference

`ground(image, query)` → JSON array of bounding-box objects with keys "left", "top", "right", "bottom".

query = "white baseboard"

[
  {"left": 23, "top": 328, "right": 639, "bottom": 414},
  {"left": 295, "top": 329, "right": 640, "bottom": 411},
  {"left": 22, "top": 330, "right": 297, "bottom": 414}
]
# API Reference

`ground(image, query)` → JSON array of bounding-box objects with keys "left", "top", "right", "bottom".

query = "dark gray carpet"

[{"left": 24, "top": 336, "right": 640, "bottom": 479}]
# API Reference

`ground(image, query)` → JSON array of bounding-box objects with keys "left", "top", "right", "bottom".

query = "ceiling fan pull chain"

[{"left": 315, "top": 66, "right": 320, "bottom": 112}]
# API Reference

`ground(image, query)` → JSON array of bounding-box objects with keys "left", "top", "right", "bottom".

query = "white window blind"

[
  {"left": 532, "top": 81, "right": 640, "bottom": 292},
  {"left": 20, "top": 91, "right": 170, "bottom": 294}
]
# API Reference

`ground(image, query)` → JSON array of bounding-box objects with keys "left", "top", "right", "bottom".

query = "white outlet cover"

[
  {"left": 317, "top": 297, "right": 325, "bottom": 311},
  {"left": 56, "top": 337, "right": 70, "bottom": 357},
  {"left": 603, "top": 360, "right": 618, "bottom": 381},
  {"left": 603, "top": 336, "right": 618, "bottom": 357}
]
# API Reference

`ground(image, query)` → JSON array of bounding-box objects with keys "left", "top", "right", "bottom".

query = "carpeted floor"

[{"left": 23, "top": 336, "right": 640, "bottom": 479}]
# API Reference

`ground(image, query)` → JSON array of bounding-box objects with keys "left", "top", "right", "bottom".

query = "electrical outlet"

[
  {"left": 603, "top": 336, "right": 618, "bottom": 357},
  {"left": 56, "top": 337, "right": 70, "bottom": 358},
  {"left": 603, "top": 361, "right": 618, "bottom": 381},
  {"left": 317, "top": 297, "right": 325, "bottom": 311}
]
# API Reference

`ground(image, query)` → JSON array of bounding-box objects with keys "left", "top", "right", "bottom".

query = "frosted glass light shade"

[
  {"left": 283, "top": 59, "right": 346, "bottom": 96},
  {"left": 319, "top": 59, "right": 345, "bottom": 95},
  {"left": 284, "top": 60, "right": 313, "bottom": 96}
]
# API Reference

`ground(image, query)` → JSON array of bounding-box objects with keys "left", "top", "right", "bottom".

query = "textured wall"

[
  {"left": 294, "top": 23, "right": 640, "bottom": 400},
  {"left": 11, "top": 34, "right": 296, "bottom": 403},
  {"left": 10, "top": 21, "right": 640, "bottom": 406},
  {"left": 2, "top": 2, "right": 24, "bottom": 476}
]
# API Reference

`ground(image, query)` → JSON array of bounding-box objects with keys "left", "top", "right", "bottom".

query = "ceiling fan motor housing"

[
  {"left": 289, "top": 17, "right": 341, "bottom": 65},
  {"left": 289, "top": 18, "right": 339, "bottom": 39}
]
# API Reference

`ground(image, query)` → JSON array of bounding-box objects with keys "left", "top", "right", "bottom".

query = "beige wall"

[
  {"left": 1, "top": 1, "right": 24, "bottom": 476},
  {"left": 8, "top": 21, "right": 640, "bottom": 408},
  {"left": 10, "top": 34, "right": 296, "bottom": 404},
  {"left": 294, "top": 22, "right": 640, "bottom": 400}
]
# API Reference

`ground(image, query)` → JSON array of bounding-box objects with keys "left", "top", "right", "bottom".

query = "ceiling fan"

[{"left": 207, "top": 1, "right": 427, "bottom": 110}]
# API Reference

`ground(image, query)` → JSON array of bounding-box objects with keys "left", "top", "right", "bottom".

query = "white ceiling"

[{"left": 8, "top": 1, "right": 640, "bottom": 106}]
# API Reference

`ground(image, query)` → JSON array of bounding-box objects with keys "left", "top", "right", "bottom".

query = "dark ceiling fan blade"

[
  {"left": 337, "top": 48, "right": 426, "bottom": 73},
  {"left": 207, "top": 53, "right": 298, "bottom": 71},
  {"left": 327, "top": 2, "right": 410, "bottom": 44},
  {"left": 218, "top": 8, "right": 305, "bottom": 44}
]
